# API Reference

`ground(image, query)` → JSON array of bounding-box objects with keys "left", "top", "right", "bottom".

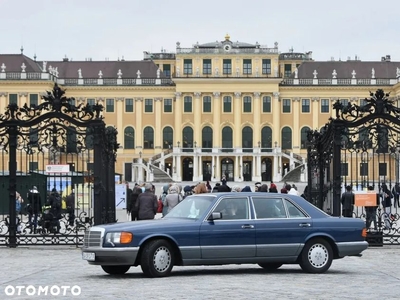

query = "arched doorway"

[
  {"left": 243, "top": 159, "right": 252, "bottom": 181},
  {"left": 221, "top": 158, "right": 234, "bottom": 182},
  {"left": 182, "top": 157, "right": 193, "bottom": 181},
  {"left": 261, "top": 158, "right": 272, "bottom": 181}
]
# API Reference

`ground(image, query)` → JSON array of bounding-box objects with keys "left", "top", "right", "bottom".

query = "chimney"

[{"left": 386, "top": 55, "right": 391, "bottom": 62}]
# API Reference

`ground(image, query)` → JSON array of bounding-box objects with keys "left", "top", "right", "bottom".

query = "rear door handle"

[
  {"left": 241, "top": 224, "right": 254, "bottom": 229},
  {"left": 299, "top": 223, "right": 311, "bottom": 227}
]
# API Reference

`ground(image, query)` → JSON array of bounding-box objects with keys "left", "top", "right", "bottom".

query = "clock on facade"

[{"left": 224, "top": 44, "right": 231, "bottom": 52}]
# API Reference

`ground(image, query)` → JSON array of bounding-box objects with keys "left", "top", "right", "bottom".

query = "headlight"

[{"left": 105, "top": 232, "right": 133, "bottom": 246}]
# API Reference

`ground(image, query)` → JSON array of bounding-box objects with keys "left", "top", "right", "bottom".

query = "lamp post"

[
  {"left": 239, "top": 164, "right": 242, "bottom": 179},
  {"left": 258, "top": 141, "right": 261, "bottom": 148},
  {"left": 194, "top": 141, "right": 197, "bottom": 148},
  {"left": 213, "top": 164, "right": 216, "bottom": 179},
  {"left": 177, "top": 141, "right": 180, "bottom": 148},
  {"left": 139, "top": 151, "right": 142, "bottom": 159},
  {"left": 274, "top": 141, "right": 278, "bottom": 148}
]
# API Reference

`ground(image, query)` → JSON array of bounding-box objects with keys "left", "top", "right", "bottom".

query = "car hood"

[{"left": 93, "top": 218, "right": 196, "bottom": 232}]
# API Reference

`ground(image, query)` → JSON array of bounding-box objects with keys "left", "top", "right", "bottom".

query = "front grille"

[{"left": 84, "top": 230, "right": 102, "bottom": 247}]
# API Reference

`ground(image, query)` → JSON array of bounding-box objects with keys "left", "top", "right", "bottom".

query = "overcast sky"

[{"left": 2, "top": 0, "right": 400, "bottom": 62}]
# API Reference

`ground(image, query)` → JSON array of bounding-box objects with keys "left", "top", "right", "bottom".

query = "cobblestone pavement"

[{"left": 0, "top": 246, "right": 399, "bottom": 300}]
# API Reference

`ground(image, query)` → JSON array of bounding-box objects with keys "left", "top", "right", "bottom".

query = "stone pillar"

[
  {"left": 154, "top": 97, "right": 163, "bottom": 149},
  {"left": 213, "top": 92, "right": 221, "bottom": 148},
  {"left": 212, "top": 156, "right": 216, "bottom": 182},
  {"left": 293, "top": 97, "right": 300, "bottom": 149},
  {"left": 234, "top": 92, "right": 242, "bottom": 148},
  {"left": 239, "top": 155, "right": 243, "bottom": 182},
  {"left": 235, "top": 155, "right": 239, "bottom": 181},
  {"left": 174, "top": 92, "right": 182, "bottom": 144},
  {"left": 253, "top": 92, "right": 261, "bottom": 143},
  {"left": 116, "top": 97, "right": 124, "bottom": 147},
  {"left": 176, "top": 156, "right": 182, "bottom": 182},
  {"left": 194, "top": 92, "right": 201, "bottom": 144},
  {"left": 135, "top": 97, "right": 143, "bottom": 152},
  {"left": 216, "top": 156, "right": 220, "bottom": 181},
  {"left": 193, "top": 154, "right": 198, "bottom": 182},
  {"left": 312, "top": 98, "right": 320, "bottom": 131},
  {"left": 272, "top": 92, "right": 280, "bottom": 147}
]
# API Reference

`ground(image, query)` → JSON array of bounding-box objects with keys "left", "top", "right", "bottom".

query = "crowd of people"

[{"left": 125, "top": 180, "right": 307, "bottom": 221}]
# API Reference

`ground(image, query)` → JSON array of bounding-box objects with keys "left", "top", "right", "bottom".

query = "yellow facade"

[{"left": 1, "top": 36, "right": 400, "bottom": 183}]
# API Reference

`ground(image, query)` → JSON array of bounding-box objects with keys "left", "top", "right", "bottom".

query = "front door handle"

[
  {"left": 299, "top": 223, "right": 311, "bottom": 227},
  {"left": 241, "top": 224, "right": 254, "bottom": 229}
]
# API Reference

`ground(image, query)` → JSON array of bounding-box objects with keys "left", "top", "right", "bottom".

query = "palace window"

[
  {"left": 262, "top": 59, "right": 271, "bottom": 74},
  {"left": 360, "top": 163, "right": 368, "bottom": 176},
  {"left": 281, "top": 127, "right": 292, "bottom": 150},
  {"left": 163, "top": 126, "right": 173, "bottom": 149},
  {"left": 243, "top": 96, "right": 252, "bottom": 113},
  {"left": 163, "top": 64, "right": 171, "bottom": 77},
  {"left": 203, "top": 96, "right": 211, "bottom": 112},
  {"left": 302, "top": 99, "right": 310, "bottom": 113},
  {"left": 243, "top": 59, "right": 252, "bottom": 74},
  {"left": 282, "top": 99, "right": 291, "bottom": 113},
  {"left": 125, "top": 98, "right": 134, "bottom": 112},
  {"left": 301, "top": 127, "right": 311, "bottom": 149},
  {"left": 222, "top": 127, "right": 233, "bottom": 152},
  {"left": 261, "top": 127, "right": 272, "bottom": 152},
  {"left": 184, "top": 96, "right": 192, "bottom": 113},
  {"left": 145, "top": 99, "right": 153, "bottom": 113},
  {"left": 106, "top": 99, "right": 114, "bottom": 112},
  {"left": 262, "top": 96, "right": 271, "bottom": 113},
  {"left": 202, "top": 126, "right": 213, "bottom": 151},
  {"left": 223, "top": 96, "right": 232, "bottom": 112},
  {"left": 124, "top": 127, "right": 135, "bottom": 149},
  {"left": 321, "top": 99, "right": 329, "bottom": 113},
  {"left": 29, "top": 94, "right": 38, "bottom": 106},
  {"left": 9, "top": 94, "right": 18, "bottom": 105},
  {"left": 223, "top": 59, "right": 232, "bottom": 75},
  {"left": 164, "top": 99, "right": 172, "bottom": 112},
  {"left": 242, "top": 126, "right": 253, "bottom": 152},
  {"left": 143, "top": 127, "right": 154, "bottom": 149},
  {"left": 87, "top": 98, "right": 95, "bottom": 107},
  {"left": 284, "top": 64, "right": 292, "bottom": 77},
  {"left": 203, "top": 59, "right": 212, "bottom": 75},
  {"left": 184, "top": 59, "right": 192, "bottom": 75}
]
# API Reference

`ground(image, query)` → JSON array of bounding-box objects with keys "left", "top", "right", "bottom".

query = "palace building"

[{"left": 1, "top": 34, "right": 400, "bottom": 183}]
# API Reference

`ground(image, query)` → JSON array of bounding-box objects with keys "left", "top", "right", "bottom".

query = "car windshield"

[{"left": 164, "top": 195, "right": 215, "bottom": 220}]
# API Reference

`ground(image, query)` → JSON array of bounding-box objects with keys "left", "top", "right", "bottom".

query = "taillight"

[{"left": 361, "top": 228, "right": 367, "bottom": 238}]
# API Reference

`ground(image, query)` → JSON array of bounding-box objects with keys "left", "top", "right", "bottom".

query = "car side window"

[
  {"left": 284, "top": 199, "right": 306, "bottom": 218},
  {"left": 252, "top": 197, "right": 287, "bottom": 219},
  {"left": 212, "top": 197, "right": 249, "bottom": 220}
]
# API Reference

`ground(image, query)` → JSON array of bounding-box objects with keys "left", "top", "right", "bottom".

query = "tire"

[
  {"left": 101, "top": 265, "right": 130, "bottom": 275},
  {"left": 140, "top": 239, "right": 174, "bottom": 278},
  {"left": 299, "top": 238, "right": 333, "bottom": 273},
  {"left": 258, "top": 263, "right": 283, "bottom": 271}
]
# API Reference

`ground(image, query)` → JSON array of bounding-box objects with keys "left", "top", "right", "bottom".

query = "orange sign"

[{"left": 354, "top": 192, "right": 377, "bottom": 207}]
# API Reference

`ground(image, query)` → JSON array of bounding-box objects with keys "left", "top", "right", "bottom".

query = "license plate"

[{"left": 82, "top": 252, "right": 95, "bottom": 261}]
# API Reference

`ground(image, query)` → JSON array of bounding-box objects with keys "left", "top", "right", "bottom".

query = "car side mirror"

[{"left": 208, "top": 212, "right": 222, "bottom": 221}]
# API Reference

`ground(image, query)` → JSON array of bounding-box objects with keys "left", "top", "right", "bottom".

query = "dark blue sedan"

[{"left": 82, "top": 193, "right": 368, "bottom": 277}]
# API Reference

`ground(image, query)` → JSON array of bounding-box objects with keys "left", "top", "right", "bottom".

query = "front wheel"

[
  {"left": 258, "top": 263, "right": 283, "bottom": 271},
  {"left": 101, "top": 265, "right": 130, "bottom": 275},
  {"left": 299, "top": 238, "right": 333, "bottom": 273},
  {"left": 140, "top": 239, "right": 174, "bottom": 277}
]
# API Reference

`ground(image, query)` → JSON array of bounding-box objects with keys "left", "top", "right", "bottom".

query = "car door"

[
  {"left": 200, "top": 196, "right": 256, "bottom": 259},
  {"left": 252, "top": 196, "right": 312, "bottom": 257}
]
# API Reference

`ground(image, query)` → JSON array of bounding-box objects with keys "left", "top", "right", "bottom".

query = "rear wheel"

[
  {"left": 299, "top": 238, "right": 333, "bottom": 273},
  {"left": 258, "top": 263, "right": 283, "bottom": 271},
  {"left": 101, "top": 265, "right": 130, "bottom": 275},
  {"left": 140, "top": 239, "right": 174, "bottom": 277}
]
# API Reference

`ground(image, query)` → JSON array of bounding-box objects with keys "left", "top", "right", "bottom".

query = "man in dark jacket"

[
  {"left": 27, "top": 186, "right": 42, "bottom": 233},
  {"left": 66, "top": 190, "right": 75, "bottom": 226},
  {"left": 365, "top": 186, "right": 379, "bottom": 231},
  {"left": 129, "top": 184, "right": 142, "bottom": 221},
  {"left": 341, "top": 185, "right": 354, "bottom": 217},
  {"left": 135, "top": 183, "right": 157, "bottom": 220}
]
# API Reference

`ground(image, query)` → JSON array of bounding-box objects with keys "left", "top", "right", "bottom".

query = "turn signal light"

[
  {"left": 120, "top": 232, "right": 133, "bottom": 244},
  {"left": 361, "top": 228, "right": 367, "bottom": 238}
]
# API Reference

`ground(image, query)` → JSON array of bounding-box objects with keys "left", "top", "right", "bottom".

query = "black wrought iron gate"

[
  {"left": 0, "top": 84, "right": 118, "bottom": 247},
  {"left": 307, "top": 89, "right": 400, "bottom": 245}
]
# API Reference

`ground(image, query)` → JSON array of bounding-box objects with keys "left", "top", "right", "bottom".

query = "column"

[
  {"left": 253, "top": 92, "right": 261, "bottom": 144},
  {"left": 177, "top": 156, "right": 182, "bottom": 182},
  {"left": 135, "top": 97, "right": 143, "bottom": 152},
  {"left": 193, "top": 154, "right": 198, "bottom": 181},
  {"left": 239, "top": 156, "right": 243, "bottom": 181},
  {"left": 116, "top": 97, "right": 124, "bottom": 147},
  {"left": 252, "top": 155, "right": 256, "bottom": 179},
  {"left": 212, "top": 156, "right": 216, "bottom": 181},
  {"left": 174, "top": 92, "right": 182, "bottom": 144},
  {"left": 312, "top": 97, "right": 320, "bottom": 130},
  {"left": 235, "top": 155, "right": 239, "bottom": 181},
  {"left": 0, "top": 92, "right": 8, "bottom": 114},
  {"left": 256, "top": 155, "right": 262, "bottom": 181},
  {"left": 216, "top": 156, "right": 220, "bottom": 180},
  {"left": 194, "top": 92, "right": 201, "bottom": 143},
  {"left": 293, "top": 97, "right": 300, "bottom": 149},
  {"left": 234, "top": 92, "right": 242, "bottom": 148},
  {"left": 272, "top": 92, "right": 280, "bottom": 146},
  {"left": 213, "top": 92, "right": 221, "bottom": 148},
  {"left": 155, "top": 97, "right": 162, "bottom": 149}
]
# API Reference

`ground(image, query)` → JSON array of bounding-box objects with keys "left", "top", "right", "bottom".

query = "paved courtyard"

[{"left": 0, "top": 246, "right": 399, "bottom": 299}]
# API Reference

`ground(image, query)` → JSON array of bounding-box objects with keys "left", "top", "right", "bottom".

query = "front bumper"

[
  {"left": 82, "top": 247, "right": 139, "bottom": 266},
  {"left": 336, "top": 241, "right": 369, "bottom": 257}
]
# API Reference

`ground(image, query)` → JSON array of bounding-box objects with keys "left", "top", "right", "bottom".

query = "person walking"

[
  {"left": 135, "top": 183, "right": 158, "bottom": 220},
  {"left": 66, "top": 190, "right": 75, "bottom": 227},
  {"left": 27, "top": 186, "right": 42, "bottom": 233},
  {"left": 129, "top": 184, "right": 142, "bottom": 221},
  {"left": 341, "top": 185, "right": 354, "bottom": 217},
  {"left": 365, "top": 186, "right": 379, "bottom": 231},
  {"left": 381, "top": 183, "right": 393, "bottom": 229},
  {"left": 391, "top": 182, "right": 400, "bottom": 208}
]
